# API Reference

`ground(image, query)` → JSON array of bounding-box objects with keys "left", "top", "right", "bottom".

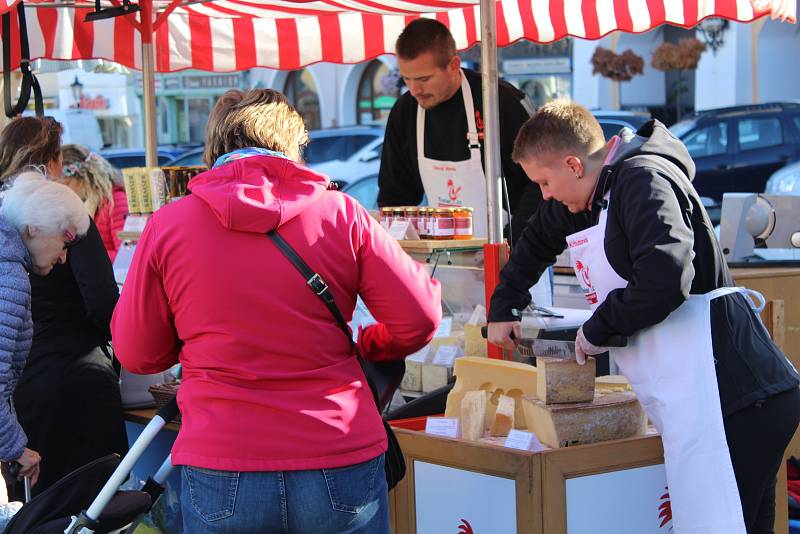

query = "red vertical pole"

[{"left": 484, "top": 241, "right": 509, "bottom": 360}]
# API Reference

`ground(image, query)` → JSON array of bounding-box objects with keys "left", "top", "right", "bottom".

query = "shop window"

[
  {"left": 188, "top": 98, "right": 211, "bottom": 144},
  {"left": 357, "top": 60, "right": 399, "bottom": 125},
  {"left": 285, "top": 69, "right": 321, "bottom": 130}
]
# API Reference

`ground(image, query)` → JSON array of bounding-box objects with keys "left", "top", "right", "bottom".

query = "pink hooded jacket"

[{"left": 111, "top": 154, "right": 441, "bottom": 471}]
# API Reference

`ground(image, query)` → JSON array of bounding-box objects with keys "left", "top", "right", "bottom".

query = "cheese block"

[
  {"left": 461, "top": 390, "right": 489, "bottom": 440},
  {"left": 422, "top": 364, "right": 453, "bottom": 393},
  {"left": 401, "top": 349, "right": 432, "bottom": 392},
  {"left": 595, "top": 375, "right": 632, "bottom": 393},
  {"left": 489, "top": 394, "right": 515, "bottom": 437},
  {"left": 522, "top": 392, "right": 647, "bottom": 449},
  {"left": 536, "top": 357, "right": 595, "bottom": 404},
  {"left": 445, "top": 357, "right": 538, "bottom": 431},
  {"left": 463, "top": 323, "right": 488, "bottom": 358}
]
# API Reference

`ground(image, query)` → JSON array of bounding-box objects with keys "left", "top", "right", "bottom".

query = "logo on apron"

[
  {"left": 447, "top": 179, "right": 463, "bottom": 202},
  {"left": 574, "top": 260, "right": 598, "bottom": 305}
]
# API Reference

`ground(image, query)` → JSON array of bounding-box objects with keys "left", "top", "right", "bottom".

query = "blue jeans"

[{"left": 180, "top": 454, "right": 389, "bottom": 533}]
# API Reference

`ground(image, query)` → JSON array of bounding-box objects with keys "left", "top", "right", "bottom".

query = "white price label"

[
  {"left": 407, "top": 346, "right": 432, "bottom": 363},
  {"left": 504, "top": 429, "right": 544, "bottom": 452},
  {"left": 467, "top": 305, "right": 486, "bottom": 326},
  {"left": 434, "top": 316, "right": 453, "bottom": 338},
  {"left": 388, "top": 220, "right": 411, "bottom": 240},
  {"left": 425, "top": 417, "right": 460, "bottom": 438},
  {"left": 433, "top": 345, "right": 459, "bottom": 366}
]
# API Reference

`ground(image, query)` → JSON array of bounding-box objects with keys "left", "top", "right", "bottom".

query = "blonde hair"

[
  {"left": 0, "top": 170, "right": 89, "bottom": 236},
  {"left": 61, "top": 144, "right": 116, "bottom": 211},
  {"left": 512, "top": 100, "right": 605, "bottom": 163},
  {"left": 204, "top": 89, "right": 308, "bottom": 167},
  {"left": 0, "top": 117, "right": 63, "bottom": 184}
]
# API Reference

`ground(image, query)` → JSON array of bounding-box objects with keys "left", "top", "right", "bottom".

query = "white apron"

[
  {"left": 416, "top": 70, "right": 488, "bottom": 238},
  {"left": 566, "top": 192, "right": 748, "bottom": 534}
]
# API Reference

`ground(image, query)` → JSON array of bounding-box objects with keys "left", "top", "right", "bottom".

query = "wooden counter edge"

[{"left": 124, "top": 408, "right": 181, "bottom": 432}]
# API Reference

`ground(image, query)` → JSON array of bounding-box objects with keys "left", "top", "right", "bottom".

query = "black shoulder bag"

[{"left": 267, "top": 230, "right": 406, "bottom": 490}]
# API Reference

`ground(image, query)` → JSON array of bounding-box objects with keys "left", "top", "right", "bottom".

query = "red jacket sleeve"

[
  {"left": 355, "top": 207, "right": 442, "bottom": 361},
  {"left": 108, "top": 189, "right": 129, "bottom": 260},
  {"left": 111, "top": 217, "right": 180, "bottom": 374}
]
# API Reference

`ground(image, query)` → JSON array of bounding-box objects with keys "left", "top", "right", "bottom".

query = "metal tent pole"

[
  {"left": 479, "top": 0, "right": 511, "bottom": 359},
  {"left": 141, "top": 0, "right": 158, "bottom": 168}
]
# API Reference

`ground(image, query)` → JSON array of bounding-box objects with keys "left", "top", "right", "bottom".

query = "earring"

[{"left": 575, "top": 174, "right": 583, "bottom": 180}]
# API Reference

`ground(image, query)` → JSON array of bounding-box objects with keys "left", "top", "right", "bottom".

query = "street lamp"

[
  {"left": 698, "top": 18, "right": 729, "bottom": 54},
  {"left": 70, "top": 76, "right": 84, "bottom": 108}
]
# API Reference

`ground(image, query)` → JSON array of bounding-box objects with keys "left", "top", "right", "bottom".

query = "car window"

[
  {"left": 170, "top": 151, "right": 205, "bottom": 167},
  {"left": 105, "top": 154, "right": 172, "bottom": 169},
  {"left": 304, "top": 137, "right": 349, "bottom": 164},
  {"left": 683, "top": 123, "right": 728, "bottom": 158},
  {"left": 792, "top": 116, "right": 800, "bottom": 137},
  {"left": 738, "top": 117, "right": 783, "bottom": 151},
  {"left": 343, "top": 176, "right": 379, "bottom": 210},
  {"left": 598, "top": 121, "right": 623, "bottom": 141},
  {"left": 346, "top": 135, "right": 378, "bottom": 157}
]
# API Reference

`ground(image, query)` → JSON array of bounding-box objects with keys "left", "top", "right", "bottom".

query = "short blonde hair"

[
  {"left": 204, "top": 89, "right": 308, "bottom": 167},
  {"left": 0, "top": 170, "right": 89, "bottom": 236},
  {"left": 512, "top": 100, "right": 605, "bottom": 163}
]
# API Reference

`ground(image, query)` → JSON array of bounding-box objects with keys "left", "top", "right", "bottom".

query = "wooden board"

[
  {"left": 124, "top": 408, "right": 181, "bottom": 432},
  {"left": 399, "top": 238, "right": 487, "bottom": 253}
]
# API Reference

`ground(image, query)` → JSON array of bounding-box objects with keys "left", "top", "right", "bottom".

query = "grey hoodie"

[{"left": 0, "top": 216, "right": 32, "bottom": 461}]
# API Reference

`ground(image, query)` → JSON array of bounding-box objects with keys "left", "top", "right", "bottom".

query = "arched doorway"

[
  {"left": 357, "top": 60, "right": 399, "bottom": 125},
  {"left": 284, "top": 69, "right": 321, "bottom": 130}
]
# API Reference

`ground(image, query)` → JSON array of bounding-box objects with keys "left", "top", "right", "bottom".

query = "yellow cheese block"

[
  {"left": 445, "top": 356, "right": 538, "bottom": 431},
  {"left": 594, "top": 375, "right": 632, "bottom": 393},
  {"left": 489, "top": 394, "right": 515, "bottom": 437},
  {"left": 522, "top": 392, "right": 647, "bottom": 449},
  {"left": 421, "top": 364, "right": 453, "bottom": 393},
  {"left": 537, "top": 357, "right": 596, "bottom": 404},
  {"left": 461, "top": 390, "right": 489, "bottom": 441}
]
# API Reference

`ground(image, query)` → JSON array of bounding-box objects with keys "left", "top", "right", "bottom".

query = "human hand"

[
  {"left": 487, "top": 321, "right": 522, "bottom": 351},
  {"left": 15, "top": 448, "right": 41, "bottom": 487},
  {"left": 575, "top": 326, "right": 607, "bottom": 365}
]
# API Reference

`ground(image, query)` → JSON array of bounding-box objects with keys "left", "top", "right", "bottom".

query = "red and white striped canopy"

[{"left": 0, "top": 0, "right": 793, "bottom": 72}]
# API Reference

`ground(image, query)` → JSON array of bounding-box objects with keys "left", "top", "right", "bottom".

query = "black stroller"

[{"left": 2, "top": 397, "right": 180, "bottom": 534}]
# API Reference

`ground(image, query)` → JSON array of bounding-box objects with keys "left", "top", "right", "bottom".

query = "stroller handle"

[{"left": 155, "top": 395, "right": 180, "bottom": 424}]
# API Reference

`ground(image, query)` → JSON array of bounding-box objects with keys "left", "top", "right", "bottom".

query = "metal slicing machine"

[{"left": 719, "top": 193, "right": 800, "bottom": 264}]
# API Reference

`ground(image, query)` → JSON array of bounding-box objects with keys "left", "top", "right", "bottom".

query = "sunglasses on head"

[{"left": 62, "top": 229, "right": 82, "bottom": 250}]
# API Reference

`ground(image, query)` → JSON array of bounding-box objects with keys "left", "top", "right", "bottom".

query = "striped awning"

[{"left": 0, "top": 0, "right": 794, "bottom": 72}]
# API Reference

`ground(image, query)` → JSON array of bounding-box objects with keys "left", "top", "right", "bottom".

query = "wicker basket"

[{"left": 148, "top": 381, "right": 182, "bottom": 424}]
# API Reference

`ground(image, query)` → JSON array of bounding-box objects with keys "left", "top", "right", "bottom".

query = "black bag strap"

[
  {"left": 266, "top": 229, "right": 383, "bottom": 409},
  {"left": 3, "top": 1, "right": 43, "bottom": 118}
]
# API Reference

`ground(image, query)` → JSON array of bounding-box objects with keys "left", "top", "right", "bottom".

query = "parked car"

[
  {"left": 671, "top": 102, "right": 800, "bottom": 202},
  {"left": 765, "top": 160, "right": 800, "bottom": 195},
  {"left": 592, "top": 110, "right": 652, "bottom": 140},
  {"left": 101, "top": 148, "right": 176, "bottom": 170}
]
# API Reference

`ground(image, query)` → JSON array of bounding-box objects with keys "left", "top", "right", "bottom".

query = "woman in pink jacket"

[
  {"left": 59, "top": 145, "right": 128, "bottom": 261},
  {"left": 111, "top": 89, "right": 442, "bottom": 533}
]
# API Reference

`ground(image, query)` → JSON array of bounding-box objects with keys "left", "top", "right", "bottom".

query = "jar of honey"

[
  {"left": 432, "top": 207, "right": 455, "bottom": 240},
  {"left": 418, "top": 208, "right": 431, "bottom": 239},
  {"left": 453, "top": 207, "right": 473, "bottom": 240},
  {"left": 406, "top": 207, "right": 419, "bottom": 234}
]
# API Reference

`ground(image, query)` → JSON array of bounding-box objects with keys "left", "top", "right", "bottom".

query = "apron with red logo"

[{"left": 566, "top": 191, "right": 747, "bottom": 534}]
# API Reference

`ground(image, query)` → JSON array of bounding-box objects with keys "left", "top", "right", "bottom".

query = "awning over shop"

[{"left": 0, "top": 0, "right": 794, "bottom": 73}]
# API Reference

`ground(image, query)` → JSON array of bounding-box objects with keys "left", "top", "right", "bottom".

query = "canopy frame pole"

[
  {"left": 141, "top": 0, "right": 157, "bottom": 168},
  {"left": 479, "top": 0, "right": 511, "bottom": 359},
  {"left": 479, "top": 0, "right": 503, "bottom": 245}
]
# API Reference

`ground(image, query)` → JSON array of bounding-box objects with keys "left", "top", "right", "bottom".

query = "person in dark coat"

[
  {"left": 487, "top": 100, "right": 800, "bottom": 533},
  {"left": 0, "top": 171, "right": 90, "bottom": 524},
  {"left": 0, "top": 117, "right": 128, "bottom": 495}
]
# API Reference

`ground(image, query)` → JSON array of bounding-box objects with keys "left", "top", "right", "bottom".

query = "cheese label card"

[
  {"left": 433, "top": 345, "right": 460, "bottom": 366},
  {"left": 388, "top": 220, "right": 419, "bottom": 240},
  {"left": 434, "top": 316, "right": 453, "bottom": 338},
  {"left": 467, "top": 304, "right": 486, "bottom": 326},
  {"left": 425, "top": 417, "right": 460, "bottom": 439},
  {"left": 407, "top": 345, "right": 432, "bottom": 363},
  {"left": 504, "top": 429, "right": 544, "bottom": 452},
  {"left": 123, "top": 214, "right": 149, "bottom": 233}
]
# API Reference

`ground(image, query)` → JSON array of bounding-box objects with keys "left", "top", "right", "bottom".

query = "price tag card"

[
  {"left": 388, "top": 220, "right": 420, "bottom": 240},
  {"left": 425, "top": 417, "right": 460, "bottom": 439},
  {"left": 432, "top": 345, "right": 459, "bottom": 366},
  {"left": 407, "top": 345, "right": 432, "bottom": 364},
  {"left": 434, "top": 316, "right": 453, "bottom": 338},
  {"left": 504, "top": 430, "right": 544, "bottom": 452},
  {"left": 467, "top": 304, "right": 486, "bottom": 326}
]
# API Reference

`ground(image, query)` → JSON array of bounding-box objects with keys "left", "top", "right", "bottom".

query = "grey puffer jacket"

[{"left": 0, "top": 215, "right": 32, "bottom": 462}]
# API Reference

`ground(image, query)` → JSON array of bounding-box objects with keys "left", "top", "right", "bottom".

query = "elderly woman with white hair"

[{"left": 0, "top": 172, "right": 89, "bottom": 524}]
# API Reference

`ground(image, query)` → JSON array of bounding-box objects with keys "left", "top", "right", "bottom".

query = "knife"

[{"left": 479, "top": 326, "right": 627, "bottom": 357}]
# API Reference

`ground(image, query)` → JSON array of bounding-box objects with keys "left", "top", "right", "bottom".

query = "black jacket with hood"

[{"left": 489, "top": 120, "right": 798, "bottom": 416}]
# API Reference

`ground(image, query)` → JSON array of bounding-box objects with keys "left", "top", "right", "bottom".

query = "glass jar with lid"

[
  {"left": 432, "top": 207, "right": 455, "bottom": 240},
  {"left": 453, "top": 207, "right": 473, "bottom": 240}
]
